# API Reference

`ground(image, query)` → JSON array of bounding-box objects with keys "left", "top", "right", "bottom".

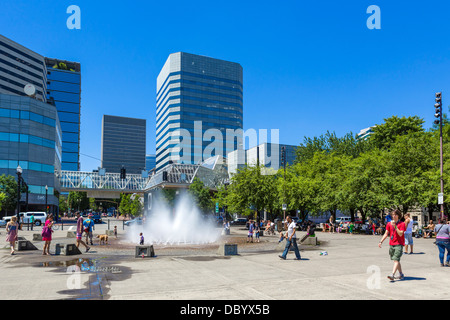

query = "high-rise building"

[
  {"left": 228, "top": 143, "right": 297, "bottom": 176},
  {"left": 0, "top": 35, "right": 82, "bottom": 172},
  {"left": 156, "top": 52, "right": 243, "bottom": 172},
  {"left": 0, "top": 34, "right": 47, "bottom": 102},
  {"left": 145, "top": 154, "right": 156, "bottom": 172},
  {"left": 45, "top": 58, "right": 81, "bottom": 171},
  {"left": 357, "top": 126, "right": 375, "bottom": 141},
  {"left": 101, "top": 115, "right": 146, "bottom": 174},
  {"left": 0, "top": 93, "right": 62, "bottom": 213}
]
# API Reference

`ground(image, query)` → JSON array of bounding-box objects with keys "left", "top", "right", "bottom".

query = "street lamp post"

[
  {"left": 281, "top": 146, "right": 287, "bottom": 222},
  {"left": 16, "top": 165, "right": 22, "bottom": 222},
  {"left": 45, "top": 185, "right": 48, "bottom": 215},
  {"left": 434, "top": 92, "right": 445, "bottom": 220}
]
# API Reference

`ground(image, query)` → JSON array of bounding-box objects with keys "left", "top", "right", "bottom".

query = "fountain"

[{"left": 125, "top": 190, "right": 221, "bottom": 246}]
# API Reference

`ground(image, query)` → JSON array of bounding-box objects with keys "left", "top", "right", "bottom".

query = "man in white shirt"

[{"left": 279, "top": 215, "right": 301, "bottom": 260}]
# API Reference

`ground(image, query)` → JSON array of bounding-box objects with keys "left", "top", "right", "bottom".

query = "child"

[
  {"left": 139, "top": 233, "right": 144, "bottom": 245},
  {"left": 114, "top": 226, "right": 117, "bottom": 239},
  {"left": 255, "top": 224, "right": 260, "bottom": 243}
]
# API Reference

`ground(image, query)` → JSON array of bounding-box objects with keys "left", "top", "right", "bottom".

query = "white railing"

[{"left": 57, "top": 171, "right": 151, "bottom": 192}]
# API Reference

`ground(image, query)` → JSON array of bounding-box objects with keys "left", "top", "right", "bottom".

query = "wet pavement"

[{"left": 1, "top": 223, "right": 449, "bottom": 300}]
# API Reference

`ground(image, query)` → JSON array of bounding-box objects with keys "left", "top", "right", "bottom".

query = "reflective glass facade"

[
  {"left": 156, "top": 52, "right": 243, "bottom": 172},
  {"left": 146, "top": 154, "right": 156, "bottom": 171},
  {"left": 0, "top": 93, "right": 61, "bottom": 210},
  {"left": 45, "top": 58, "right": 81, "bottom": 171},
  {"left": 101, "top": 115, "right": 146, "bottom": 174}
]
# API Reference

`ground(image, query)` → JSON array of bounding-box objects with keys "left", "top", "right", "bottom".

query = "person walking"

[
  {"left": 329, "top": 215, "right": 335, "bottom": 233},
  {"left": 255, "top": 223, "right": 261, "bottom": 243},
  {"left": 42, "top": 215, "right": 54, "bottom": 255},
  {"left": 379, "top": 209, "right": 406, "bottom": 281},
  {"left": 83, "top": 214, "right": 94, "bottom": 246},
  {"left": 6, "top": 216, "right": 19, "bottom": 255},
  {"left": 247, "top": 220, "right": 254, "bottom": 243},
  {"left": 279, "top": 215, "right": 301, "bottom": 260},
  {"left": 29, "top": 213, "right": 34, "bottom": 231},
  {"left": 404, "top": 213, "right": 414, "bottom": 254},
  {"left": 75, "top": 212, "right": 90, "bottom": 253},
  {"left": 434, "top": 218, "right": 450, "bottom": 267}
]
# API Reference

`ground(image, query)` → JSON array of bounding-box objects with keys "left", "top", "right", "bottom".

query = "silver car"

[{"left": 0, "top": 220, "right": 7, "bottom": 227}]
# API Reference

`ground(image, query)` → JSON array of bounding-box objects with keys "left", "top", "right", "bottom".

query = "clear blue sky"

[{"left": 1, "top": 0, "right": 449, "bottom": 171}]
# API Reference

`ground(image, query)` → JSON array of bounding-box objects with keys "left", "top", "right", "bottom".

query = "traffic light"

[
  {"left": 120, "top": 167, "right": 126, "bottom": 179},
  {"left": 435, "top": 92, "right": 442, "bottom": 125}
]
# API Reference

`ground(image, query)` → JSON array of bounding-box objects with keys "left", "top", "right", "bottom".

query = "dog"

[{"left": 96, "top": 234, "right": 108, "bottom": 245}]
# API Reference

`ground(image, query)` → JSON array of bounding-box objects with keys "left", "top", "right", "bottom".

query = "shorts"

[
  {"left": 255, "top": 232, "right": 260, "bottom": 238},
  {"left": 76, "top": 233, "right": 82, "bottom": 240},
  {"left": 248, "top": 232, "right": 253, "bottom": 237},
  {"left": 389, "top": 245, "right": 403, "bottom": 261},
  {"left": 405, "top": 233, "right": 413, "bottom": 245}
]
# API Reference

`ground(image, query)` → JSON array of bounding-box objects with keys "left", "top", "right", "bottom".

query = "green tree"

[
  {"left": 59, "top": 194, "right": 69, "bottom": 213},
  {"left": 0, "top": 192, "right": 6, "bottom": 212},
  {"left": 189, "top": 178, "right": 213, "bottom": 213},
  {"left": 370, "top": 115, "right": 425, "bottom": 150},
  {"left": 226, "top": 165, "right": 279, "bottom": 219},
  {"left": 0, "top": 174, "right": 19, "bottom": 214},
  {"left": 67, "top": 191, "right": 89, "bottom": 211}
]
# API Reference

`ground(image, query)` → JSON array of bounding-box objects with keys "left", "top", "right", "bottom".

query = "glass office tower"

[
  {"left": 101, "top": 115, "right": 146, "bottom": 174},
  {"left": 156, "top": 52, "right": 243, "bottom": 172},
  {"left": 146, "top": 154, "right": 156, "bottom": 171},
  {"left": 0, "top": 93, "right": 62, "bottom": 213},
  {"left": 45, "top": 58, "right": 81, "bottom": 171}
]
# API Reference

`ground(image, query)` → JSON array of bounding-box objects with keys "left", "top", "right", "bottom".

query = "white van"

[
  {"left": 3, "top": 212, "right": 47, "bottom": 226},
  {"left": 335, "top": 217, "right": 352, "bottom": 224}
]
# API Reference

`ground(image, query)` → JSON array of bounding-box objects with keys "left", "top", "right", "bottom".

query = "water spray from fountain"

[{"left": 126, "top": 189, "right": 221, "bottom": 245}]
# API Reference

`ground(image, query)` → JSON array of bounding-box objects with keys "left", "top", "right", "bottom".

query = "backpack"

[{"left": 41, "top": 226, "right": 52, "bottom": 238}]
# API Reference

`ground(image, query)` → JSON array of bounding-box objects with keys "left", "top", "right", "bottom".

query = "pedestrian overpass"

[
  {"left": 55, "top": 155, "right": 230, "bottom": 199},
  {"left": 56, "top": 170, "right": 151, "bottom": 198}
]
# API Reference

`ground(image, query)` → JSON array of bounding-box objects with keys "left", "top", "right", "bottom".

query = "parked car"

[
  {"left": 3, "top": 212, "right": 47, "bottom": 226},
  {"left": 92, "top": 212, "right": 102, "bottom": 224},
  {"left": 124, "top": 217, "right": 143, "bottom": 226},
  {"left": 0, "top": 220, "right": 7, "bottom": 227},
  {"left": 231, "top": 218, "right": 247, "bottom": 225}
]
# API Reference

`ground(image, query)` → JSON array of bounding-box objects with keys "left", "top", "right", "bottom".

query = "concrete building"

[
  {"left": 0, "top": 34, "right": 47, "bottom": 102},
  {"left": 227, "top": 143, "right": 297, "bottom": 176},
  {"left": 357, "top": 126, "right": 375, "bottom": 141},
  {"left": 101, "top": 115, "right": 146, "bottom": 174},
  {"left": 156, "top": 52, "right": 243, "bottom": 172}
]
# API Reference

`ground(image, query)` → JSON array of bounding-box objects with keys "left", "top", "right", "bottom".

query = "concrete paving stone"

[{"left": 1, "top": 222, "right": 449, "bottom": 300}]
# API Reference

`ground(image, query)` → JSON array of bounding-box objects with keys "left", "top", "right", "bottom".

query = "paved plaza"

[{"left": 0, "top": 221, "right": 449, "bottom": 300}]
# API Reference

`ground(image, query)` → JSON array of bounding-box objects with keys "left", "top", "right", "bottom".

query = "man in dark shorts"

[{"left": 379, "top": 209, "right": 406, "bottom": 281}]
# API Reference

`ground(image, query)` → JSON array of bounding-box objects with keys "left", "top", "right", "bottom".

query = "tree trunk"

[
  {"left": 359, "top": 208, "right": 366, "bottom": 223},
  {"left": 350, "top": 208, "right": 355, "bottom": 222}
]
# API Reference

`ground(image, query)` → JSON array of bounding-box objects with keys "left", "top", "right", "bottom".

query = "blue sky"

[{"left": 1, "top": 0, "right": 449, "bottom": 171}]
